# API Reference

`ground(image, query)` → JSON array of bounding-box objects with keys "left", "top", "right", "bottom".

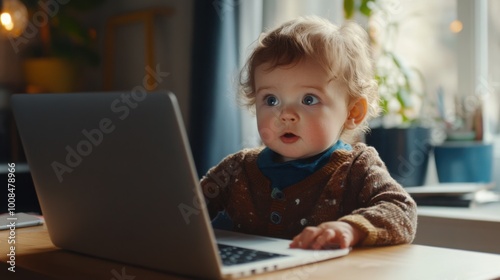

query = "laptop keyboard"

[{"left": 217, "top": 244, "right": 287, "bottom": 266}]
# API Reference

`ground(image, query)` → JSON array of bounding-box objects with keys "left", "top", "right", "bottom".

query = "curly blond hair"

[{"left": 240, "top": 16, "right": 379, "bottom": 141}]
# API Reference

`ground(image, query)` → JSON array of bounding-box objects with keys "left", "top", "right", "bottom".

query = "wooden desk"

[{"left": 1, "top": 224, "right": 500, "bottom": 280}]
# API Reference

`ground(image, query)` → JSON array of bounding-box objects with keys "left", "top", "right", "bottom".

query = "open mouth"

[{"left": 280, "top": 132, "right": 299, "bottom": 143}]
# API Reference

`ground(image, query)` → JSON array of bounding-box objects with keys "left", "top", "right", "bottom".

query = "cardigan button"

[
  {"left": 271, "top": 188, "right": 285, "bottom": 200},
  {"left": 270, "top": 211, "right": 282, "bottom": 224}
]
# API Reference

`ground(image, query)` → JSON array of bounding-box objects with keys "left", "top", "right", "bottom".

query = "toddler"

[{"left": 200, "top": 16, "right": 417, "bottom": 249}]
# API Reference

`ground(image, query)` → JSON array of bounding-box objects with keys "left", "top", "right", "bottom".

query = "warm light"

[
  {"left": 450, "top": 20, "right": 463, "bottom": 33},
  {"left": 0, "top": 0, "right": 29, "bottom": 37},
  {"left": 1, "top": 13, "right": 14, "bottom": 31}
]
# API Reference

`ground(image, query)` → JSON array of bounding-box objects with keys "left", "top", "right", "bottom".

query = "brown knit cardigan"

[{"left": 200, "top": 143, "right": 417, "bottom": 246}]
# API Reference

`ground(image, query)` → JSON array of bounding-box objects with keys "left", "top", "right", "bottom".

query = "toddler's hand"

[{"left": 289, "top": 221, "right": 364, "bottom": 250}]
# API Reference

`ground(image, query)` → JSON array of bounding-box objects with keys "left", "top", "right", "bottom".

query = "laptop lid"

[
  {"left": 11, "top": 91, "right": 349, "bottom": 279},
  {"left": 11, "top": 91, "right": 223, "bottom": 278}
]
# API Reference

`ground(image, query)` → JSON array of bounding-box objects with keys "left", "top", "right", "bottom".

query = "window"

[{"left": 488, "top": 0, "right": 500, "bottom": 134}]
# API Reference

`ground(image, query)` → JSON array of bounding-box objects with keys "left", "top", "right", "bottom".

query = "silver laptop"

[{"left": 11, "top": 91, "right": 349, "bottom": 279}]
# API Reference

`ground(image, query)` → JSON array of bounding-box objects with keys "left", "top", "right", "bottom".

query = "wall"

[
  {"left": 82, "top": 0, "right": 194, "bottom": 125},
  {"left": 0, "top": 31, "right": 25, "bottom": 91}
]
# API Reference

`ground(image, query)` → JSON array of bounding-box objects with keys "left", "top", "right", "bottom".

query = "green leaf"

[
  {"left": 360, "top": 0, "right": 374, "bottom": 17},
  {"left": 344, "top": 0, "right": 355, "bottom": 19},
  {"left": 56, "top": 14, "right": 91, "bottom": 44},
  {"left": 397, "top": 89, "right": 412, "bottom": 108},
  {"left": 380, "top": 98, "right": 389, "bottom": 115}
]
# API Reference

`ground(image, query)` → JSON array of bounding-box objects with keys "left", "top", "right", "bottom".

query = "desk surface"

[{"left": 1, "top": 224, "right": 500, "bottom": 280}]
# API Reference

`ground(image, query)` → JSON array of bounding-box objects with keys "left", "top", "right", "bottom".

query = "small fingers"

[
  {"left": 328, "top": 227, "right": 353, "bottom": 249},
  {"left": 290, "top": 222, "right": 358, "bottom": 250},
  {"left": 311, "top": 228, "right": 335, "bottom": 249},
  {"left": 290, "top": 227, "right": 322, "bottom": 249}
]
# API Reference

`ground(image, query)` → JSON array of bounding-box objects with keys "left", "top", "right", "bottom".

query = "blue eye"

[
  {"left": 265, "top": 95, "right": 279, "bottom": 106},
  {"left": 302, "top": 95, "right": 319, "bottom": 105}
]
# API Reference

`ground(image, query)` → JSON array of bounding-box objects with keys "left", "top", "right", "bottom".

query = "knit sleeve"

[
  {"left": 338, "top": 144, "right": 418, "bottom": 246},
  {"left": 199, "top": 152, "right": 243, "bottom": 219},
  {"left": 200, "top": 148, "right": 261, "bottom": 219}
]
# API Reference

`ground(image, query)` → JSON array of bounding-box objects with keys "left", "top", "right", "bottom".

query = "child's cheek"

[{"left": 257, "top": 116, "right": 273, "bottom": 143}]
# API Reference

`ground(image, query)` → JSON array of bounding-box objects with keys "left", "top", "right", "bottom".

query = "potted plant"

[
  {"left": 19, "top": 0, "right": 105, "bottom": 93},
  {"left": 344, "top": 0, "right": 433, "bottom": 187}
]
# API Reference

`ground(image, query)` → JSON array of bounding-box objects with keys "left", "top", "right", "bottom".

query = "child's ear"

[{"left": 344, "top": 97, "right": 368, "bottom": 130}]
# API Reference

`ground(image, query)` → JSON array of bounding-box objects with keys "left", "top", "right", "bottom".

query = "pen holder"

[{"left": 434, "top": 141, "right": 493, "bottom": 183}]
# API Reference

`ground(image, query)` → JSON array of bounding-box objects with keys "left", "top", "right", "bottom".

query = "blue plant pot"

[
  {"left": 434, "top": 141, "right": 493, "bottom": 183},
  {"left": 365, "top": 126, "right": 432, "bottom": 187}
]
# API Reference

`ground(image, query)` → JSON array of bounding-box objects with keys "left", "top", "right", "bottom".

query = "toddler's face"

[{"left": 254, "top": 58, "right": 350, "bottom": 162}]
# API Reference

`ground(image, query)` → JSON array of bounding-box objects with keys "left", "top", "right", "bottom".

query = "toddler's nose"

[{"left": 279, "top": 107, "right": 299, "bottom": 123}]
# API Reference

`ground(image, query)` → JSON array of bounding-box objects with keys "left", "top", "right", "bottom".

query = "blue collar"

[{"left": 257, "top": 140, "right": 352, "bottom": 190}]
